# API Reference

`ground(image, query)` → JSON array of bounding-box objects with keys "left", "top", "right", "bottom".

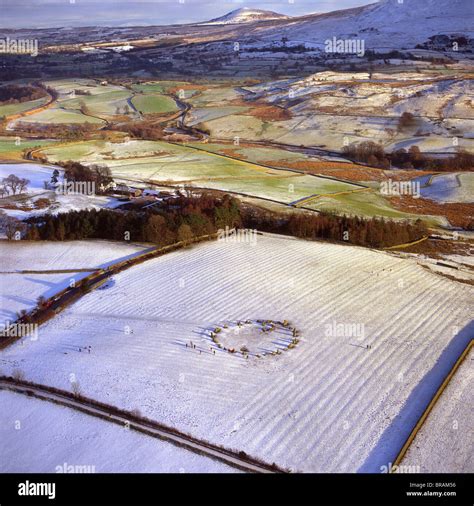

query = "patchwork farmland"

[{"left": 33, "top": 138, "right": 447, "bottom": 222}]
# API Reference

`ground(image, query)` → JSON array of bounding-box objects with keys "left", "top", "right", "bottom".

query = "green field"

[
  {"left": 304, "top": 190, "right": 447, "bottom": 225},
  {"left": 200, "top": 174, "right": 359, "bottom": 204},
  {"left": 188, "top": 86, "right": 241, "bottom": 107},
  {"left": 132, "top": 81, "right": 194, "bottom": 95},
  {"left": 60, "top": 90, "right": 133, "bottom": 116},
  {"left": 17, "top": 107, "right": 105, "bottom": 124},
  {"left": 187, "top": 106, "right": 249, "bottom": 126},
  {"left": 188, "top": 142, "right": 319, "bottom": 165},
  {"left": 131, "top": 94, "right": 178, "bottom": 114},
  {"left": 0, "top": 97, "right": 49, "bottom": 117},
  {"left": 37, "top": 79, "right": 135, "bottom": 120},
  {"left": 38, "top": 139, "right": 362, "bottom": 203},
  {"left": 0, "top": 137, "right": 57, "bottom": 159},
  {"left": 200, "top": 113, "right": 285, "bottom": 140}
]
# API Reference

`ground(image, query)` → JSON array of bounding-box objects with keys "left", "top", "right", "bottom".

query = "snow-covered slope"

[
  {"left": 0, "top": 391, "right": 236, "bottom": 473},
  {"left": 3, "top": 235, "right": 473, "bottom": 472},
  {"left": 252, "top": 0, "right": 472, "bottom": 50},
  {"left": 203, "top": 7, "right": 289, "bottom": 25},
  {"left": 400, "top": 347, "right": 474, "bottom": 473}
]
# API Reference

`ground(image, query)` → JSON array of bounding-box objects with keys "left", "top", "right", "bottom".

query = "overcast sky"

[{"left": 0, "top": 0, "right": 373, "bottom": 29}]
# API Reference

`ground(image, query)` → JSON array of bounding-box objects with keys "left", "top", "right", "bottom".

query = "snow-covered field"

[
  {"left": 0, "top": 240, "right": 152, "bottom": 318},
  {"left": 0, "top": 163, "right": 58, "bottom": 193},
  {"left": 401, "top": 347, "right": 473, "bottom": 472},
  {"left": 0, "top": 391, "right": 235, "bottom": 473},
  {"left": 418, "top": 173, "right": 474, "bottom": 204},
  {"left": 1, "top": 234, "right": 472, "bottom": 472},
  {"left": 216, "top": 71, "right": 474, "bottom": 153},
  {"left": 0, "top": 163, "right": 121, "bottom": 219}
]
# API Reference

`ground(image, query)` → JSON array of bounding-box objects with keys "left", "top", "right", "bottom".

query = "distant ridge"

[{"left": 201, "top": 7, "right": 290, "bottom": 25}]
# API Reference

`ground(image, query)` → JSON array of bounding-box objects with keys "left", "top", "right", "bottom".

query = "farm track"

[
  {"left": 383, "top": 236, "right": 429, "bottom": 251},
  {"left": 0, "top": 377, "right": 282, "bottom": 474},
  {"left": 0, "top": 190, "right": 52, "bottom": 204},
  {"left": 291, "top": 187, "right": 372, "bottom": 207}
]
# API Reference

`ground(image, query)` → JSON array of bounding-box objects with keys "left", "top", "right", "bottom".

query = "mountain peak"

[{"left": 202, "top": 7, "right": 289, "bottom": 25}]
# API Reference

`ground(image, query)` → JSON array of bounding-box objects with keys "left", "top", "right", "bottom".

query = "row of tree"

[
  {"left": 20, "top": 192, "right": 426, "bottom": 249},
  {"left": 24, "top": 193, "right": 242, "bottom": 244},
  {"left": 116, "top": 120, "right": 164, "bottom": 140},
  {"left": 15, "top": 122, "right": 97, "bottom": 140},
  {"left": 56, "top": 161, "right": 114, "bottom": 193},
  {"left": 0, "top": 84, "right": 46, "bottom": 105},
  {"left": 342, "top": 141, "right": 473, "bottom": 171},
  {"left": 242, "top": 205, "right": 427, "bottom": 249}
]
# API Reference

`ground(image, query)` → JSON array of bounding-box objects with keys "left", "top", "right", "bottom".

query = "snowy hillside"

[
  {"left": 252, "top": 0, "right": 472, "bottom": 50},
  {"left": 203, "top": 7, "right": 289, "bottom": 25}
]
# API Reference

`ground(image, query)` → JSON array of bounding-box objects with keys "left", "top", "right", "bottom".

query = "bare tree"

[
  {"left": 2, "top": 174, "right": 21, "bottom": 195},
  {"left": 37, "top": 295, "right": 48, "bottom": 309},
  {"left": 1, "top": 175, "right": 29, "bottom": 195},
  {"left": 18, "top": 177, "right": 30, "bottom": 194}
]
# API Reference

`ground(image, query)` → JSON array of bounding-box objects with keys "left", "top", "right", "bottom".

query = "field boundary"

[
  {"left": 383, "top": 235, "right": 429, "bottom": 251},
  {"left": 5, "top": 86, "right": 56, "bottom": 124},
  {"left": 391, "top": 339, "right": 473, "bottom": 470},
  {"left": 175, "top": 140, "right": 369, "bottom": 189},
  {"left": 0, "top": 376, "right": 286, "bottom": 473},
  {"left": 291, "top": 187, "right": 372, "bottom": 208}
]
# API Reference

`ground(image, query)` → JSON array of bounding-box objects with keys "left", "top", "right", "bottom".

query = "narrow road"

[{"left": 0, "top": 377, "right": 283, "bottom": 474}]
